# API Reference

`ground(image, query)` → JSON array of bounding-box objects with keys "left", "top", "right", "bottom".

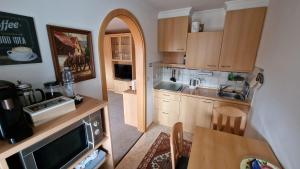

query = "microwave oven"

[{"left": 19, "top": 110, "right": 105, "bottom": 169}]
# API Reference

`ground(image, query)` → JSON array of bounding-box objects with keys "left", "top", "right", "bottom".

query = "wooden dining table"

[{"left": 187, "top": 127, "right": 281, "bottom": 169}]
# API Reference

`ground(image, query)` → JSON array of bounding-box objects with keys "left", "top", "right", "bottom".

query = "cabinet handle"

[
  {"left": 161, "top": 112, "right": 168, "bottom": 115},
  {"left": 220, "top": 65, "right": 231, "bottom": 68},
  {"left": 207, "top": 65, "right": 216, "bottom": 67},
  {"left": 176, "top": 48, "right": 184, "bottom": 51},
  {"left": 202, "top": 101, "right": 212, "bottom": 104},
  {"left": 162, "top": 100, "right": 169, "bottom": 102}
]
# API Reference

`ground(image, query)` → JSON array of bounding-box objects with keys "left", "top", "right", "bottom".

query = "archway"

[{"left": 98, "top": 9, "right": 146, "bottom": 132}]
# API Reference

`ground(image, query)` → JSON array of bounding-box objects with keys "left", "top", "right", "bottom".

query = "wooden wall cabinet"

[
  {"left": 180, "top": 96, "right": 213, "bottom": 132},
  {"left": 158, "top": 16, "right": 189, "bottom": 52},
  {"left": 219, "top": 7, "right": 267, "bottom": 72},
  {"left": 186, "top": 32, "right": 223, "bottom": 70}
]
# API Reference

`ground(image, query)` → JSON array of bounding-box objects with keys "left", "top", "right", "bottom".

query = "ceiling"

[
  {"left": 105, "top": 18, "right": 130, "bottom": 33},
  {"left": 146, "top": 0, "right": 227, "bottom": 11}
]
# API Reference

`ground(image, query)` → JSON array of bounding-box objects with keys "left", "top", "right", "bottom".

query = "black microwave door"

[{"left": 33, "top": 124, "right": 88, "bottom": 169}]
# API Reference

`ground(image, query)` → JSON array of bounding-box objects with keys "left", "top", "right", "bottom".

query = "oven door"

[{"left": 20, "top": 117, "right": 94, "bottom": 169}]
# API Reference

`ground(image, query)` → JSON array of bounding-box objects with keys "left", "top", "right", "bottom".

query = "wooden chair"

[
  {"left": 212, "top": 106, "right": 247, "bottom": 136},
  {"left": 170, "top": 122, "right": 189, "bottom": 169}
]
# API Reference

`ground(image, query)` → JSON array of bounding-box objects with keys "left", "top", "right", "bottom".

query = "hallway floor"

[{"left": 108, "top": 91, "right": 142, "bottom": 165}]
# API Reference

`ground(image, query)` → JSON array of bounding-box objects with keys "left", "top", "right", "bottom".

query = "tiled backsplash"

[{"left": 153, "top": 64, "right": 250, "bottom": 90}]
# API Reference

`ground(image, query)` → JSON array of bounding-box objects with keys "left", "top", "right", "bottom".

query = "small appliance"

[
  {"left": 43, "top": 81, "right": 63, "bottom": 100},
  {"left": 16, "top": 80, "right": 45, "bottom": 106},
  {"left": 20, "top": 110, "right": 105, "bottom": 169},
  {"left": 23, "top": 96, "right": 76, "bottom": 126},
  {"left": 0, "top": 80, "right": 33, "bottom": 144}
]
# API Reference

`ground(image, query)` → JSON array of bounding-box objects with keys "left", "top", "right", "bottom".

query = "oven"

[{"left": 19, "top": 110, "right": 104, "bottom": 169}]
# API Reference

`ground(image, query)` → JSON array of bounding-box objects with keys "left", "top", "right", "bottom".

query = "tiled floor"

[
  {"left": 116, "top": 123, "right": 193, "bottom": 169},
  {"left": 108, "top": 91, "right": 142, "bottom": 165}
]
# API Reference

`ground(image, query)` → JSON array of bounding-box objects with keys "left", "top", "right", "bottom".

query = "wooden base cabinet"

[
  {"left": 123, "top": 90, "right": 138, "bottom": 127},
  {"left": 154, "top": 91, "right": 180, "bottom": 127},
  {"left": 180, "top": 96, "right": 213, "bottom": 133}
]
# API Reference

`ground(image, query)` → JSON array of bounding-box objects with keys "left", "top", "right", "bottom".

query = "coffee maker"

[{"left": 0, "top": 80, "right": 33, "bottom": 144}]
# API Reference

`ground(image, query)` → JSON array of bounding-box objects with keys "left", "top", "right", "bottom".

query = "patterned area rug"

[{"left": 137, "top": 132, "right": 192, "bottom": 169}]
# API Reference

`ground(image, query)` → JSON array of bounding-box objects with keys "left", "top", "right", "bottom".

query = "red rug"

[{"left": 137, "top": 132, "right": 192, "bottom": 169}]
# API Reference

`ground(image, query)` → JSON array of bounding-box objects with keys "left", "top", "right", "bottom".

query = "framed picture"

[
  {"left": 47, "top": 25, "right": 96, "bottom": 83},
  {"left": 0, "top": 11, "right": 42, "bottom": 65}
]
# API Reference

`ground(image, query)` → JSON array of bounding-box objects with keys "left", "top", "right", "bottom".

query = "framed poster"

[
  {"left": 47, "top": 25, "right": 96, "bottom": 83},
  {"left": 0, "top": 11, "right": 42, "bottom": 65}
]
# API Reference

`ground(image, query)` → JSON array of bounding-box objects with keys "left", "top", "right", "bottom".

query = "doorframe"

[{"left": 98, "top": 9, "right": 147, "bottom": 132}]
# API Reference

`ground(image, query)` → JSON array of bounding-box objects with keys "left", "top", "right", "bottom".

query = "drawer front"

[
  {"left": 155, "top": 96, "right": 180, "bottom": 126},
  {"left": 158, "top": 110, "right": 169, "bottom": 124},
  {"left": 154, "top": 90, "right": 180, "bottom": 101}
]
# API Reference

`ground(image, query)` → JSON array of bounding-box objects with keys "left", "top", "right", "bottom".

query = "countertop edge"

[{"left": 154, "top": 88, "right": 251, "bottom": 106}]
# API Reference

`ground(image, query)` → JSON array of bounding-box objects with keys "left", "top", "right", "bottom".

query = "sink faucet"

[{"left": 218, "top": 84, "right": 231, "bottom": 93}]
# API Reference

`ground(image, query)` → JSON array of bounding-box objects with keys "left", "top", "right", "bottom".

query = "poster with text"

[{"left": 0, "top": 11, "right": 42, "bottom": 65}]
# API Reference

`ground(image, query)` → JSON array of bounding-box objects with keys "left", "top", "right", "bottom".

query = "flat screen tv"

[{"left": 114, "top": 64, "right": 132, "bottom": 80}]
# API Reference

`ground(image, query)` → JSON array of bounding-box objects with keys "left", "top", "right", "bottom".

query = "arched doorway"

[{"left": 98, "top": 9, "right": 146, "bottom": 132}]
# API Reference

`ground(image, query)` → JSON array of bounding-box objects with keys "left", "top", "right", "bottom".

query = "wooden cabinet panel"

[
  {"left": 219, "top": 7, "right": 267, "bottom": 72},
  {"left": 158, "top": 16, "right": 189, "bottom": 52},
  {"left": 180, "top": 96, "right": 213, "bottom": 132},
  {"left": 195, "top": 100, "right": 214, "bottom": 128},
  {"left": 104, "top": 35, "right": 114, "bottom": 90},
  {"left": 123, "top": 91, "right": 138, "bottom": 127},
  {"left": 186, "top": 32, "right": 223, "bottom": 70},
  {"left": 154, "top": 90, "right": 180, "bottom": 101},
  {"left": 154, "top": 90, "right": 180, "bottom": 127}
]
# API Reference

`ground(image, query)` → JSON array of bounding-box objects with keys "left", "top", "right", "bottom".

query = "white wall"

[
  {"left": 192, "top": 8, "right": 225, "bottom": 31},
  {"left": 246, "top": 0, "right": 300, "bottom": 168},
  {"left": 0, "top": 0, "right": 159, "bottom": 126}
]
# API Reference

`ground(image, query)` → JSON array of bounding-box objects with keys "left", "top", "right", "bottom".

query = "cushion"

[{"left": 176, "top": 156, "right": 189, "bottom": 169}]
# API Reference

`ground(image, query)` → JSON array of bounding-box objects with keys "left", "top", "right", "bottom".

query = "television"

[{"left": 114, "top": 64, "right": 132, "bottom": 80}]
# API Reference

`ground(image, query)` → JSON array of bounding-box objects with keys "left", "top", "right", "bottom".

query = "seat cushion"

[{"left": 176, "top": 156, "right": 189, "bottom": 169}]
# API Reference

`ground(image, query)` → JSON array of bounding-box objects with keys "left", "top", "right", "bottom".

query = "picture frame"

[
  {"left": 47, "top": 25, "right": 96, "bottom": 83},
  {"left": 0, "top": 11, "right": 42, "bottom": 65}
]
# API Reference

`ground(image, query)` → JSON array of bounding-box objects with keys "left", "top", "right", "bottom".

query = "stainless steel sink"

[{"left": 154, "top": 82, "right": 183, "bottom": 92}]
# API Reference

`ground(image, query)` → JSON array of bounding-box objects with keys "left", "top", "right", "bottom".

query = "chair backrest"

[
  {"left": 212, "top": 106, "right": 247, "bottom": 136},
  {"left": 170, "top": 122, "right": 183, "bottom": 169}
]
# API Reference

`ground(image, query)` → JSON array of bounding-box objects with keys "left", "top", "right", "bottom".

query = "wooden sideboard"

[{"left": 0, "top": 97, "right": 114, "bottom": 169}]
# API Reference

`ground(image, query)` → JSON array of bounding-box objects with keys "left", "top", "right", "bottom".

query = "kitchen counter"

[{"left": 154, "top": 86, "right": 251, "bottom": 106}]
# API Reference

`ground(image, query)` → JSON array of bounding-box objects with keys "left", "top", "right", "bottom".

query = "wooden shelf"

[
  {"left": 160, "top": 63, "right": 186, "bottom": 68},
  {"left": 0, "top": 96, "right": 114, "bottom": 169}
]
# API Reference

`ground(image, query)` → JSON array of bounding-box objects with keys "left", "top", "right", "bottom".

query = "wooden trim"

[{"left": 98, "top": 9, "right": 147, "bottom": 132}]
